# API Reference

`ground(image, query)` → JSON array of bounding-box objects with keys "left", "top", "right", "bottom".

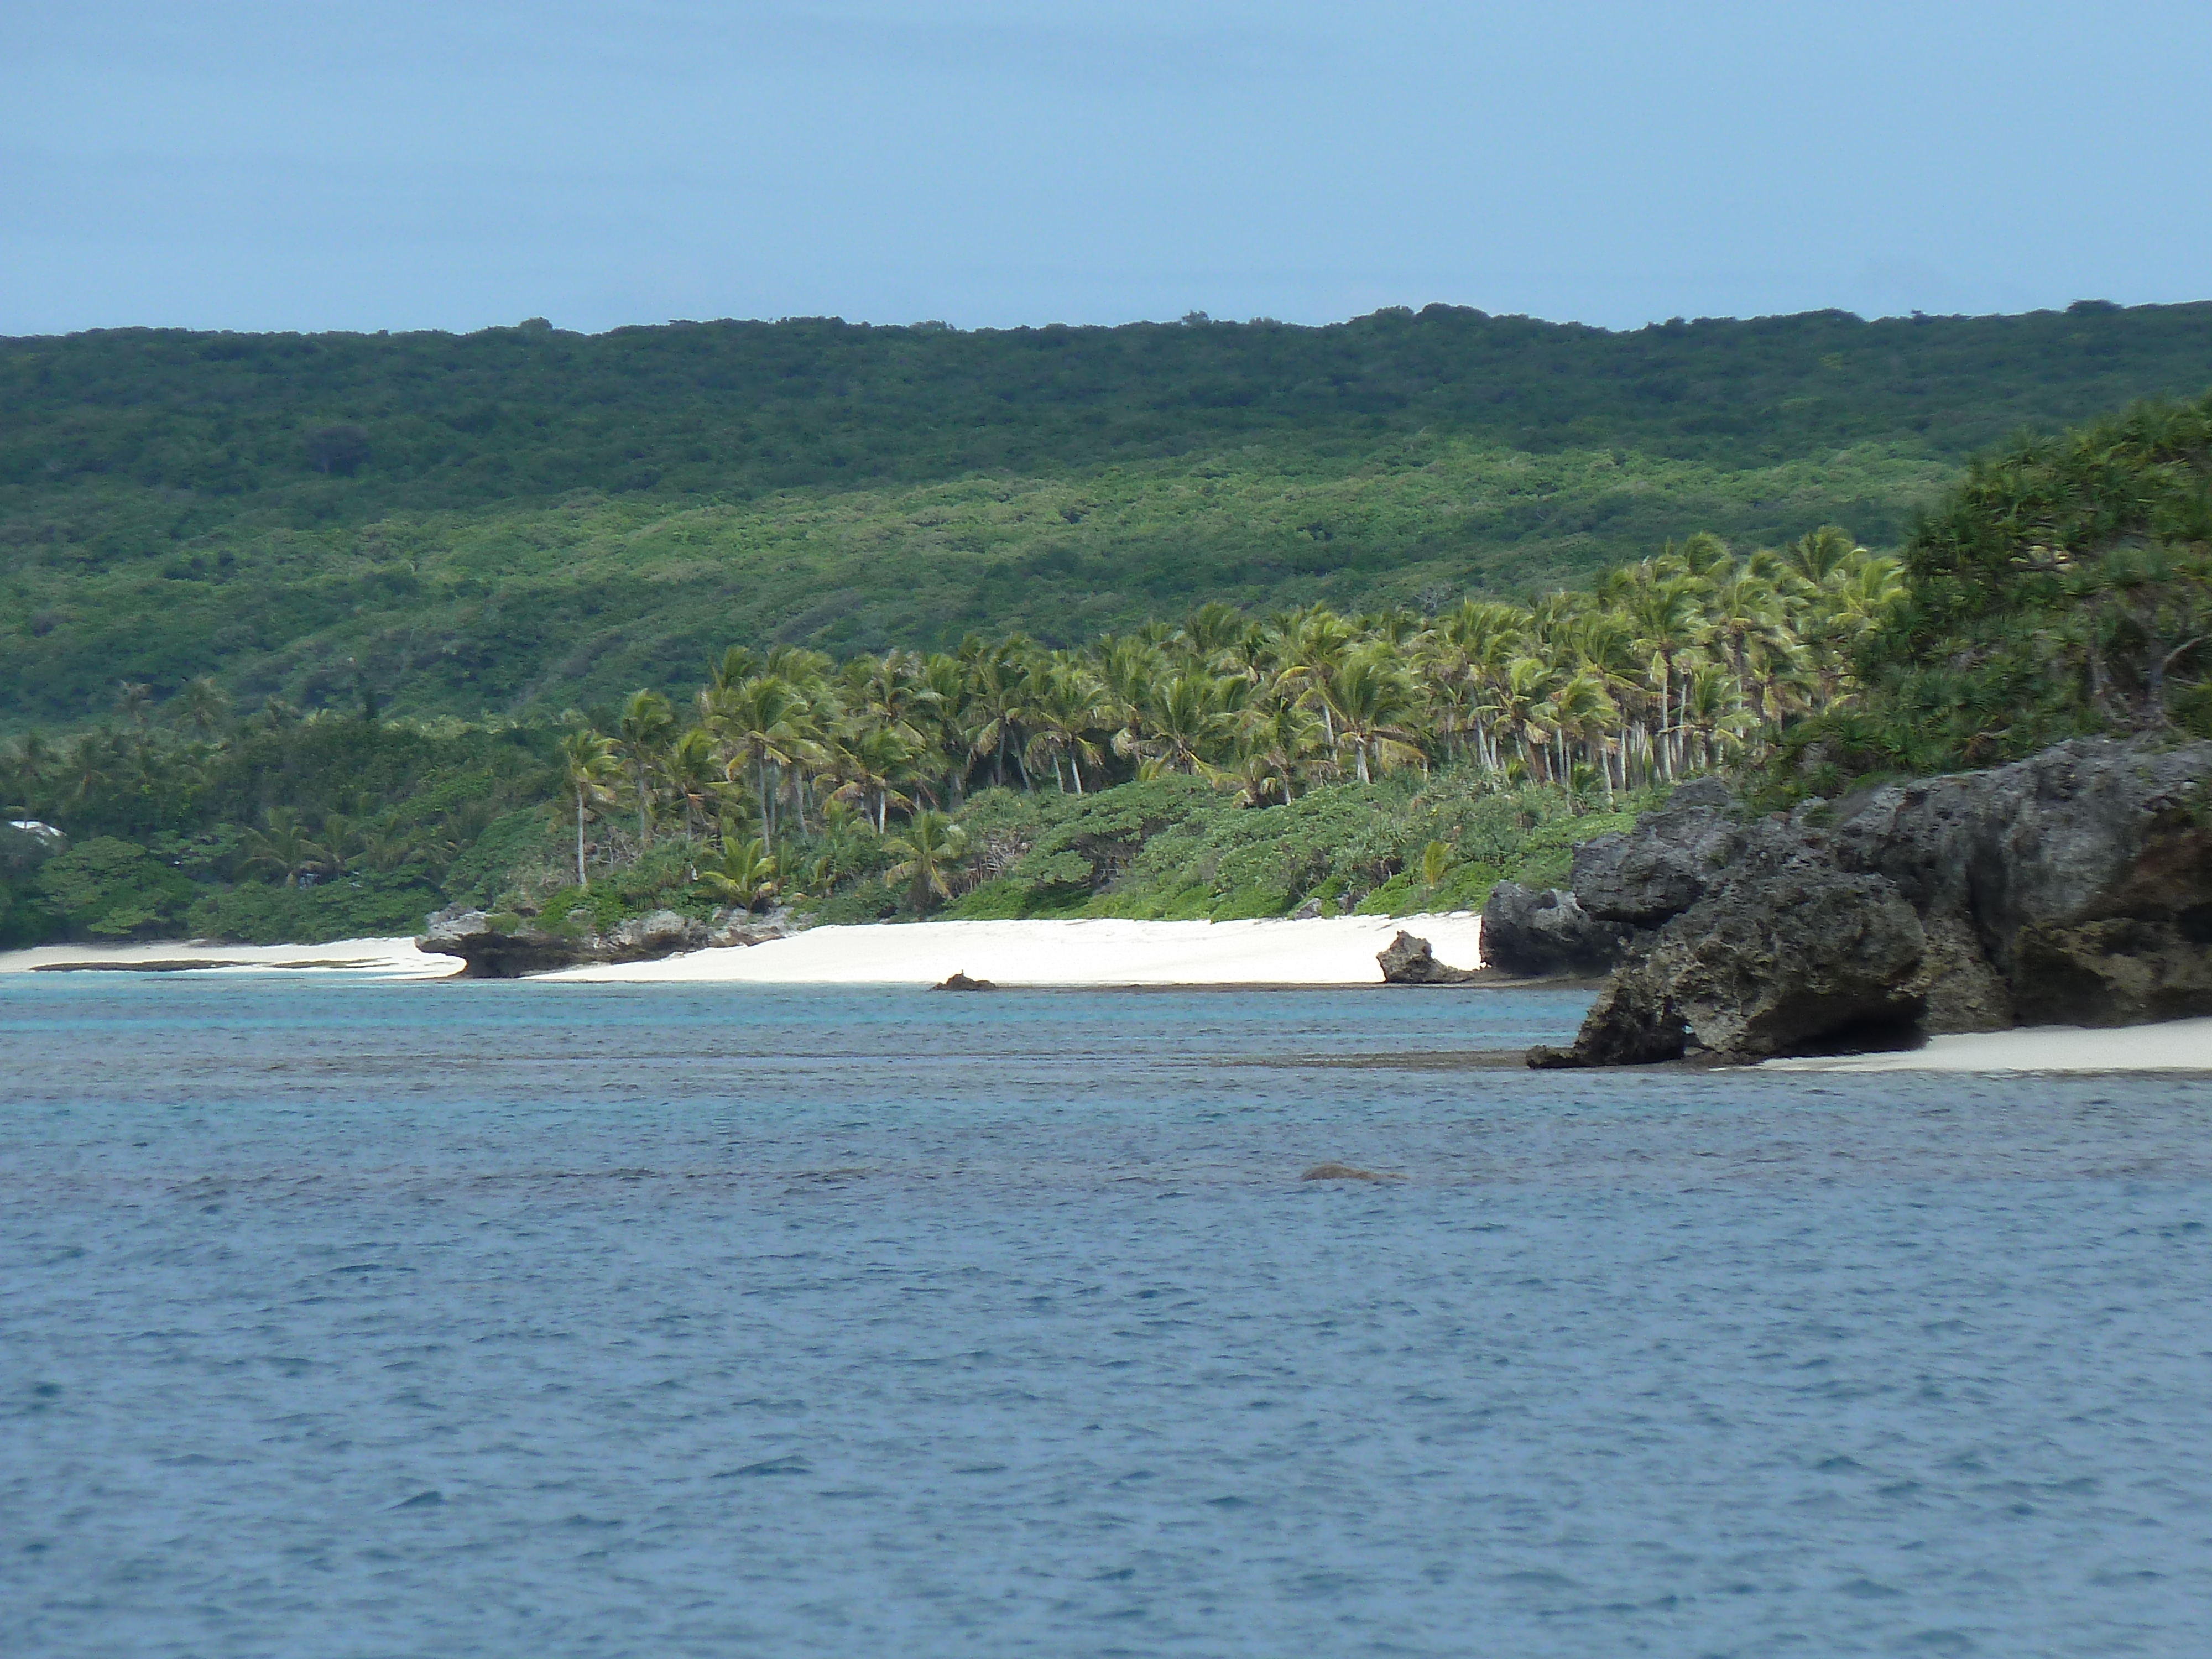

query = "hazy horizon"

[{"left": 10, "top": 295, "right": 2204, "bottom": 345}]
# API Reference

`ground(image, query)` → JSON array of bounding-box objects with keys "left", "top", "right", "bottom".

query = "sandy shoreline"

[
  {"left": 5, "top": 921, "right": 2209, "bottom": 1072},
  {"left": 0, "top": 914, "right": 1487, "bottom": 989},
  {"left": 546, "top": 912, "right": 1489, "bottom": 988},
  {"left": 1762, "top": 1019, "right": 2212, "bottom": 1074},
  {"left": 0, "top": 936, "right": 457, "bottom": 978}
]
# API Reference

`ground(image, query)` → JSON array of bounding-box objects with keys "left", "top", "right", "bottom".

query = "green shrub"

[
  {"left": 184, "top": 873, "right": 444, "bottom": 945},
  {"left": 36, "top": 838, "right": 196, "bottom": 938}
]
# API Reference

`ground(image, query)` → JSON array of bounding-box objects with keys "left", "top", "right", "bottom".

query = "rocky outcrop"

[
  {"left": 419, "top": 909, "right": 599, "bottom": 978},
  {"left": 420, "top": 905, "right": 799, "bottom": 978},
  {"left": 933, "top": 971, "right": 996, "bottom": 990},
  {"left": 1532, "top": 739, "right": 2212, "bottom": 1066},
  {"left": 1378, "top": 931, "right": 1479, "bottom": 984},
  {"left": 1479, "top": 881, "right": 1633, "bottom": 977}
]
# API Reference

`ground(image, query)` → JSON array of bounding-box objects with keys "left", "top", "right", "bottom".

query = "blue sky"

[{"left": 6, "top": 1, "right": 2206, "bottom": 335}]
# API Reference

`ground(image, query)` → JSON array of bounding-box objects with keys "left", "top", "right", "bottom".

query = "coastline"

[
  {"left": 0, "top": 936, "right": 456, "bottom": 978},
  {"left": 544, "top": 912, "right": 1489, "bottom": 988},
  {"left": 1762, "top": 1019, "right": 2212, "bottom": 1074},
  {"left": 6, "top": 924, "right": 2208, "bottom": 1072}
]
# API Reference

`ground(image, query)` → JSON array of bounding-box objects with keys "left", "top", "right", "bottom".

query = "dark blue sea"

[{"left": 4, "top": 974, "right": 2210, "bottom": 1657}]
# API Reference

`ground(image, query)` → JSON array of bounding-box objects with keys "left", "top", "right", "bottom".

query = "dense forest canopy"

[{"left": 4, "top": 300, "right": 2212, "bottom": 731}]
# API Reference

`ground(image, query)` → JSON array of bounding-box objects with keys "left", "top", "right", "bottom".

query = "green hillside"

[{"left": 6, "top": 300, "right": 2212, "bottom": 728}]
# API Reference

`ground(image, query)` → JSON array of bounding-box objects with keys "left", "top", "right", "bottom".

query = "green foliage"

[
  {"left": 0, "top": 709, "right": 557, "bottom": 945},
  {"left": 182, "top": 872, "right": 442, "bottom": 945},
  {"left": 530, "top": 842, "right": 718, "bottom": 931},
  {"left": 35, "top": 836, "right": 195, "bottom": 938},
  {"left": 938, "top": 771, "right": 1648, "bottom": 922},
  {"left": 9, "top": 305, "right": 2212, "bottom": 728},
  {"left": 0, "top": 825, "right": 63, "bottom": 945},
  {"left": 1778, "top": 391, "right": 2212, "bottom": 790},
  {"left": 442, "top": 807, "right": 562, "bottom": 906}
]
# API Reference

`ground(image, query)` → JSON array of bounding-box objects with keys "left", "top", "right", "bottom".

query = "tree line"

[{"left": 543, "top": 526, "right": 1904, "bottom": 906}]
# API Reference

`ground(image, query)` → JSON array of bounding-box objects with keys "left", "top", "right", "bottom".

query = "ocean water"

[{"left": 4, "top": 974, "right": 2210, "bottom": 1658}]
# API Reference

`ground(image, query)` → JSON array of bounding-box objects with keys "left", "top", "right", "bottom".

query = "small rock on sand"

[{"left": 933, "top": 970, "right": 996, "bottom": 990}]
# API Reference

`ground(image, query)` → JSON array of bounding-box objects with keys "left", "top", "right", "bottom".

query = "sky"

[{"left": 6, "top": 0, "right": 2208, "bottom": 337}]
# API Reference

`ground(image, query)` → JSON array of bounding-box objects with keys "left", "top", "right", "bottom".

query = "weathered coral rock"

[
  {"left": 1479, "top": 881, "right": 1632, "bottom": 977},
  {"left": 1377, "top": 931, "right": 1479, "bottom": 984},
  {"left": 1533, "top": 739, "right": 2212, "bottom": 1066},
  {"left": 420, "top": 904, "right": 797, "bottom": 978},
  {"left": 419, "top": 909, "right": 591, "bottom": 978},
  {"left": 600, "top": 909, "right": 709, "bottom": 963},
  {"left": 1569, "top": 776, "right": 1750, "bottom": 926}
]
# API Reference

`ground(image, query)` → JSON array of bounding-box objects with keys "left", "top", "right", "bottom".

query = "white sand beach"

[
  {"left": 1764, "top": 1018, "right": 2212, "bottom": 1074},
  {"left": 0, "top": 936, "right": 455, "bottom": 978},
  {"left": 8, "top": 923, "right": 2209, "bottom": 1073},
  {"left": 548, "top": 912, "right": 1488, "bottom": 988}
]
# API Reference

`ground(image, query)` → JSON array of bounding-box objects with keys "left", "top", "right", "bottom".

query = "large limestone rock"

[
  {"left": 1545, "top": 865, "right": 1927, "bottom": 1065},
  {"left": 1569, "top": 776, "right": 1751, "bottom": 926},
  {"left": 1535, "top": 739, "right": 2212, "bottom": 1066},
  {"left": 1480, "top": 881, "right": 1632, "bottom": 977}
]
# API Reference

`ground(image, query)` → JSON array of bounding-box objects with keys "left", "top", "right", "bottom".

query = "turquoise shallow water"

[{"left": 4, "top": 974, "right": 2210, "bottom": 1657}]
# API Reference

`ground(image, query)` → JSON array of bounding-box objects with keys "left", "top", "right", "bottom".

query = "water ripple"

[{"left": 3, "top": 976, "right": 2210, "bottom": 1656}]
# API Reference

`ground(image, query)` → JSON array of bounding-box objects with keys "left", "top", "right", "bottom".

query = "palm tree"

[
  {"left": 1323, "top": 651, "right": 1423, "bottom": 785},
  {"left": 1024, "top": 660, "right": 1108, "bottom": 794},
  {"left": 1233, "top": 693, "right": 1325, "bottom": 803},
  {"left": 242, "top": 807, "right": 316, "bottom": 887},
  {"left": 661, "top": 727, "right": 723, "bottom": 841},
  {"left": 60, "top": 734, "right": 112, "bottom": 806},
  {"left": 559, "top": 729, "right": 619, "bottom": 885},
  {"left": 1420, "top": 839, "right": 1454, "bottom": 890},
  {"left": 852, "top": 649, "right": 942, "bottom": 749},
  {"left": 307, "top": 811, "right": 367, "bottom": 877},
  {"left": 361, "top": 822, "right": 421, "bottom": 873},
  {"left": 1091, "top": 633, "right": 1164, "bottom": 779},
  {"left": 1270, "top": 608, "right": 1355, "bottom": 745},
  {"left": 1131, "top": 671, "right": 1234, "bottom": 778},
  {"left": 710, "top": 675, "right": 815, "bottom": 846},
  {"left": 827, "top": 723, "right": 919, "bottom": 832},
  {"left": 883, "top": 809, "right": 968, "bottom": 917},
  {"left": 175, "top": 677, "right": 230, "bottom": 739},
  {"left": 1785, "top": 525, "right": 1863, "bottom": 587},
  {"left": 699, "top": 831, "right": 779, "bottom": 914},
  {"left": 1623, "top": 566, "right": 1709, "bottom": 779},
  {"left": 2, "top": 730, "right": 55, "bottom": 818},
  {"left": 616, "top": 689, "right": 678, "bottom": 852},
  {"left": 963, "top": 642, "right": 1036, "bottom": 790}
]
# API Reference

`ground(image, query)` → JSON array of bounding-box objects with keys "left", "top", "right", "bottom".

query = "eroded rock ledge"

[
  {"left": 419, "top": 906, "right": 799, "bottom": 978},
  {"left": 1528, "top": 738, "right": 2212, "bottom": 1067}
]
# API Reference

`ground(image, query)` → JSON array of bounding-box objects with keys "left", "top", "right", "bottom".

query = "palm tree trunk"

[{"left": 576, "top": 789, "right": 587, "bottom": 885}]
